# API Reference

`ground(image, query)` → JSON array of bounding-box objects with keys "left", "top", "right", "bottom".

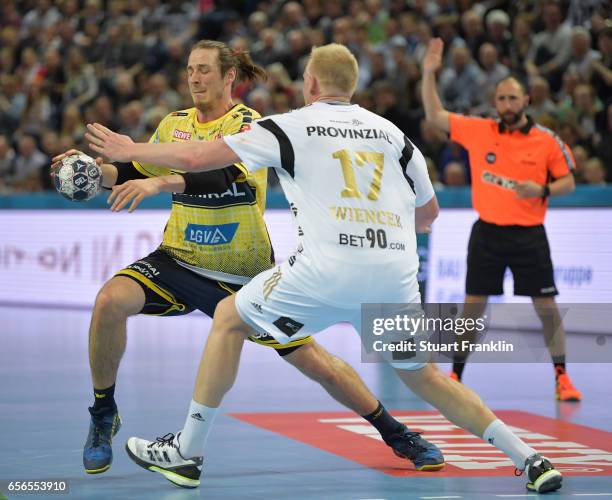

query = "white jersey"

[{"left": 224, "top": 101, "right": 435, "bottom": 307}]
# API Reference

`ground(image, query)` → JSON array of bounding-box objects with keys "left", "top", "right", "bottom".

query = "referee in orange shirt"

[{"left": 421, "top": 38, "right": 581, "bottom": 402}]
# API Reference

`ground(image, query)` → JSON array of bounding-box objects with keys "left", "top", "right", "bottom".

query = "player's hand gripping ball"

[{"left": 54, "top": 153, "right": 102, "bottom": 202}]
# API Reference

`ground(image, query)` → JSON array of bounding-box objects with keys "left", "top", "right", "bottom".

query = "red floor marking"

[{"left": 229, "top": 410, "right": 612, "bottom": 477}]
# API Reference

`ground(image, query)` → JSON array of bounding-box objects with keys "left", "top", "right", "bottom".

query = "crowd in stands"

[{"left": 0, "top": 0, "right": 610, "bottom": 194}]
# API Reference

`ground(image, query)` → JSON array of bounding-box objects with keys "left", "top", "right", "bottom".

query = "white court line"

[
  {"left": 573, "top": 494, "right": 612, "bottom": 497},
  {"left": 495, "top": 495, "right": 538, "bottom": 498},
  {"left": 420, "top": 496, "right": 463, "bottom": 499}
]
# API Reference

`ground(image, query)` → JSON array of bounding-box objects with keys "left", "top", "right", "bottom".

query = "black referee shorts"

[{"left": 466, "top": 219, "right": 558, "bottom": 297}]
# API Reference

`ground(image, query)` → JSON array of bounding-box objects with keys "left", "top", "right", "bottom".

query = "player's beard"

[{"left": 500, "top": 107, "right": 525, "bottom": 127}]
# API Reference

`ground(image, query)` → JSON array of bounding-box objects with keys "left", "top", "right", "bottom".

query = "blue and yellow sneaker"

[
  {"left": 83, "top": 406, "right": 122, "bottom": 474},
  {"left": 386, "top": 425, "right": 445, "bottom": 471}
]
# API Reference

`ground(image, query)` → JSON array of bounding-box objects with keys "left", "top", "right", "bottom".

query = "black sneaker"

[
  {"left": 385, "top": 425, "right": 445, "bottom": 471},
  {"left": 524, "top": 454, "right": 563, "bottom": 493}
]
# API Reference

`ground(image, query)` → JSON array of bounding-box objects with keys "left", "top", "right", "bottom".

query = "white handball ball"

[{"left": 54, "top": 153, "right": 102, "bottom": 202}]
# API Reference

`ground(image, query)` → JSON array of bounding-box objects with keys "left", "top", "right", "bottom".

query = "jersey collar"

[
  {"left": 498, "top": 115, "right": 534, "bottom": 135},
  {"left": 193, "top": 103, "right": 242, "bottom": 129},
  {"left": 311, "top": 99, "right": 353, "bottom": 106},
  {"left": 319, "top": 100, "right": 352, "bottom": 105}
]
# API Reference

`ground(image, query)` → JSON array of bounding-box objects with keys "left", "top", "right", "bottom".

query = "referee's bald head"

[{"left": 495, "top": 76, "right": 527, "bottom": 96}]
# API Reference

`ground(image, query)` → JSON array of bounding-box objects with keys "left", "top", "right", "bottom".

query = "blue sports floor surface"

[{"left": 1, "top": 306, "right": 611, "bottom": 499}]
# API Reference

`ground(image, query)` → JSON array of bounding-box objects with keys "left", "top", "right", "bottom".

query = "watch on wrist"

[{"left": 542, "top": 184, "right": 551, "bottom": 198}]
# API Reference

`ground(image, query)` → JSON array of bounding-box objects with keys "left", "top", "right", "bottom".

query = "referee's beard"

[{"left": 499, "top": 109, "right": 525, "bottom": 128}]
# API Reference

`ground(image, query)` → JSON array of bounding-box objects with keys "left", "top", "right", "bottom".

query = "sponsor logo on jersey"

[
  {"left": 184, "top": 222, "right": 239, "bottom": 245},
  {"left": 306, "top": 126, "right": 392, "bottom": 144},
  {"left": 482, "top": 171, "right": 517, "bottom": 190},
  {"left": 171, "top": 112, "right": 189, "bottom": 116},
  {"left": 329, "top": 206, "right": 402, "bottom": 228},
  {"left": 239, "top": 124, "right": 251, "bottom": 133},
  {"left": 173, "top": 182, "right": 255, "bottom": 208},
  {"left": 173, "top": 129, "right": 192, "bottom": 140}
]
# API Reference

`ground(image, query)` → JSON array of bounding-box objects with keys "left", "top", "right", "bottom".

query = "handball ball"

[{"left": 54, "top": 153, "right": 102, "bottom": 202}]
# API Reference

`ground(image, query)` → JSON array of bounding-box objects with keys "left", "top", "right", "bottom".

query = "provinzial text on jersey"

[{"left": 306, "top": 126, "right": 393, "bottom": 144}]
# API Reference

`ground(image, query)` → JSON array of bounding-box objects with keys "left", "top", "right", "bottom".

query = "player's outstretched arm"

[
  {"left": 421, "top": 38, "right": 450, "bottom": 133},
  {"left": 86, "top": 123, "right": 240, "bottom": 173},
  {"left": 51, "top": 149, "right": 117, "bottom": 188},
  {"left": 106, "top": 175, "right": 186, "bottom": 213}
]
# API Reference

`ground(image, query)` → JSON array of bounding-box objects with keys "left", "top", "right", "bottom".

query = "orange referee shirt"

[{"left": 449, "top": 114, "right": 575, "bottom": 226}]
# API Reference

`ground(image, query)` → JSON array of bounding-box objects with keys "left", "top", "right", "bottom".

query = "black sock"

[
  {"left": 362, "top": 401, "right": 404, "bottom": 443},
  {"left": 452, "top": 358, "right": 468, "bottom": 380},
  {"left": 92, "top": 384, "right": 117, "bottom": 412},
  {"left": 553, "top": 356, "right": 566, "bottom": 377}
]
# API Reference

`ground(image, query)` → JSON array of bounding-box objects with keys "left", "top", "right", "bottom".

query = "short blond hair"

[{"left": 307, "top": 44, "right": 359, "bottom": 95}]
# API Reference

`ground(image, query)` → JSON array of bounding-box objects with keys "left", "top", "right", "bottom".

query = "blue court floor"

[{"left": 1, "top": 305, "right": 611, "bottom": 499}]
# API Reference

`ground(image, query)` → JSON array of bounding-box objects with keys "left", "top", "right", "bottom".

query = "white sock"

[
  {"left": 177, "top": 399, "right": 218, "bottom": 459},
  {"left": 483, "top": 419, "right": 537, "bottom": 470}
]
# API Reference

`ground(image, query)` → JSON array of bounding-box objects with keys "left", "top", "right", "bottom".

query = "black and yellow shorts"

[{"left": 115, "top": 248, "right": 312, "bottom": 356}]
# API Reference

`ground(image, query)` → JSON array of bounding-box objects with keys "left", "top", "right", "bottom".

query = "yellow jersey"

[{"left": 132, "top": 104, "right": 273, "bottom": 284}]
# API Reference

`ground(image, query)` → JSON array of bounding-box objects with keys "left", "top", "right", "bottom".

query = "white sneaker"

[
  {"left": 524, "top": 454, "right": 562, "bottom": 493},
  {"left": 125, "top": 432, "right": 202, "bottom": 488}
]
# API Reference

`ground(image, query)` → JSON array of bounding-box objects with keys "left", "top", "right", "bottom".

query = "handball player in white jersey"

[
  {"left": 86, "top": 43, "right": 563, "bottom": 494},
  {"left": 226, "top": 73, "right": 433, "bottom": 337}
]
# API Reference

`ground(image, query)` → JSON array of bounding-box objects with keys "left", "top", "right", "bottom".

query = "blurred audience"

[
  {"left": 442, "top": 161, "right": 468, "bottom": 186},
  {"left": 0, "top": 0, "right": 609, "bottom": 193}
]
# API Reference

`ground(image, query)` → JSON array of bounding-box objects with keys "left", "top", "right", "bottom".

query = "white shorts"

[{"left": 235, "top": 262, "right": 427, "bottom": 370}]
